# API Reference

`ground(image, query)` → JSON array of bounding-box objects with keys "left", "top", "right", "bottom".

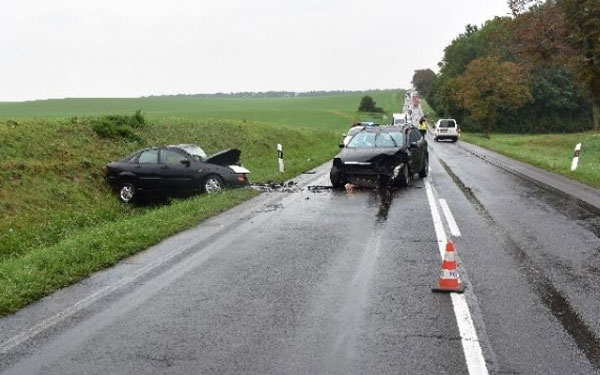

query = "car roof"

[{"left": 360, "top": 125, "right": 410, "bottom": 133}]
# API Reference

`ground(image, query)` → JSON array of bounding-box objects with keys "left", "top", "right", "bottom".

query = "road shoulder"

[{"left": 457, "top": 140, "right": 600, "bottom": 213}]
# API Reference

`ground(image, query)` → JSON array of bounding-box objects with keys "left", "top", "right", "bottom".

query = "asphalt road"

[{"left": 1, "top": 136, "right": 599, "bottom": 374}]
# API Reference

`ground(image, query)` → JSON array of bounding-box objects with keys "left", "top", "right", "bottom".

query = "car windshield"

[
  {"left": 347, "top": 131, "right": 398, "bottom": 148},
  {"left": 180, "top": 145, "right": 208, "bottom": 160}
]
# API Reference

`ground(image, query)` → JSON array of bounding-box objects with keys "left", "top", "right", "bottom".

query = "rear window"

[{"left": 439, "top": 120, "right": 456, "bottom": 128}]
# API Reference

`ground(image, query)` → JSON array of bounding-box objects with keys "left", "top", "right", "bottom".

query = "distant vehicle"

[
  {"left": 104, "top": 144, "right": 250, "bottom": 203},
  {"left": 342, "top": 125, "right": 365, "bottom": 147},
  {"left": 433, "top": 119, "right": 460, "bottom": 142},
  {"left": 330, "top": 125, "right": 428, "bottom": 188},
  {"left": 392, "top": 113, "right": 405, "bottom": 126}
]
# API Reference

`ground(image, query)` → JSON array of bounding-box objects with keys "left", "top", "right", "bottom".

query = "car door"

[
  {"left": 159, "top": 148, "right": 196, "bottom": 192},
  {"left": 408, "top": 128, "right": 424, "bottom": 171},
  {"left": 135, "top": 149, "right": 162, "bottom": 191}
]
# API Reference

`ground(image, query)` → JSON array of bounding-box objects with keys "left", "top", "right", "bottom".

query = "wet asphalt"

[{"left": 0, "top": 135, "right": 599, "bottom": 374}]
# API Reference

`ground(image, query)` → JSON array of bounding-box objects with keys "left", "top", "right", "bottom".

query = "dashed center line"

[
  {"left": 425, "top": 179, "right": 489, "bottom": 375},
  {"left": 439, "top": 198, "right": 462, "bottom": 237}
]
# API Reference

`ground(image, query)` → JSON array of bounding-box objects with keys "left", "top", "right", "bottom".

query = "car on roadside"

[
  {"left": 330, "top": 124, "right": 428, "bottom": 188},
  {"left": 433, "top": 119, "right": 460, "bottom": 142},
  {"left": 104, "top": 144, "right": 250, "bottom": 203}
]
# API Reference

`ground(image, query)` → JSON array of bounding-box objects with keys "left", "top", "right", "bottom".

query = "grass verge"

[
  {"left": 461, "top": 132, "right": 600, "bottom": 189},
  {"left": 0, "top": 116, "right": 339, "bottom": 316}
]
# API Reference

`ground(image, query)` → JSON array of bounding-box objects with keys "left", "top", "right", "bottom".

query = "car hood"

[
  {"left": 205, "top": 148, "right": 241, "bottom": 166},
  {"left": 338, "top": 147, "right": 406, "bottom": 163}
]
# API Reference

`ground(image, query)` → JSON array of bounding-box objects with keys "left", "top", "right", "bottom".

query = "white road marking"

[
  {"left": 425, "top": 180, "right": 489, "bottom": 375},
  {"left": 439, "top": 198, "right": 462, "bottom": 237}
]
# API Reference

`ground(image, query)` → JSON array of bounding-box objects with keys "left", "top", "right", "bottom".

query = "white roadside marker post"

[
  {"left": 277, "top": 143, "right": 284, "bottom": 173},
  {"left": 571, "top": 143, "right": 581, "bottom": 171}
]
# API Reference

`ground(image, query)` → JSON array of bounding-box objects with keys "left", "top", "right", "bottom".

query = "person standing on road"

[{"left": 418, "top": 117, "right": 428, "bottom": 137}]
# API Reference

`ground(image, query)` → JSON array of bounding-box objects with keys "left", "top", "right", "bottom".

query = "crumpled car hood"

[{"left": 205, "top": 148, "right": 241, "bottom": 166}]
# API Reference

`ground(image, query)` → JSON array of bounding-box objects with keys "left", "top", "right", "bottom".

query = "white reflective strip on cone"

[
  {"left": 441, "top": 269, "right": 460, "bottom": 279},
  {"left": 444, "top": 251, "right": 456, "bottom": 262}
]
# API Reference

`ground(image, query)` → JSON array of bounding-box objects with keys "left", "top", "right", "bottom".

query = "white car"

[
  {"left": 433, "top": 119, "right": 460, "bottom": 142},
  {"left": 342, "top": 125, "right": 365, "bottom": 146}
]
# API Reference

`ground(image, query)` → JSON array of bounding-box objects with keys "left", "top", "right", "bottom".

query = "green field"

[
  {"left": 461, "top": 132, "right": 600, "bottom": 189},
  {"left": 0, "top": 90, "right": 405, "bottom": 315},
  {"left": 0, "top": 90, "right": 404, "bottom": 130}
]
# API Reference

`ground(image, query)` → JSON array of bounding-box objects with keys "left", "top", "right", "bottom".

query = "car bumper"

[{"left": 223, "top": 173, "right": 250, "bottom": 188}]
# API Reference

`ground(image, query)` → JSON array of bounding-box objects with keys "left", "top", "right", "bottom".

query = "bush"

[
  {"left": 358, "top": 96, "right": 384, "bottom": 113},
  {"left": 91, "top": 110, "right": 145, "bottom": 142}
]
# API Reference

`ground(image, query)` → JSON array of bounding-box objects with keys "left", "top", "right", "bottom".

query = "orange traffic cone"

[{"left": 432, "top": 241, "right": 464, "bottom": 293}]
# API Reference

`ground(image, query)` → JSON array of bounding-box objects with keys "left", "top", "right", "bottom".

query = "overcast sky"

[{"left": 0, "top": 0, "right": 511, "bottom": 102}]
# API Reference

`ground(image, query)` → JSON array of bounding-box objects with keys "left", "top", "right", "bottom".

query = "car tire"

[
  {"left": 330, "top": 166, "right": 345, "bottom": 189},
  {"left": 119, "top": 182, "right": 136, "bottom": 203},
  {"left": 397, "top": 165, "right": 411, "bottom": 187},
  {"left": 419, "top": 155, "right": 429, "bottom": 178},
  {"left": 203, "top": 175, "right": 224, "bottom": 193},
  {"left": 452, "top": 137, "right": 458, "bottom": 143},
  {"left": 434, "top": 137, "right": 439, "bottom": 142}
]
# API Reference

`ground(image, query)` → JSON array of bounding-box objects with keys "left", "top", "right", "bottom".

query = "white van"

[
  {"left": 433, "top": 119, "right": 460, "bottom": 142},
  {"left": 392, "top": 113, "right": 410, "bottom": 126}
]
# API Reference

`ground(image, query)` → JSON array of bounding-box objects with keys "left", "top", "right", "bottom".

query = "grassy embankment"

[{"left": 0, "top": 90, "right": 405, "bottom": 316}]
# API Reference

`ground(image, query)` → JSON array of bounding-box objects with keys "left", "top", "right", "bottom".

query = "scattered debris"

[
  {"left": 250, "top": 180, "right": 299, "bottom": 193},
  {"left": 307, "top": 185, "right": 333, "bottom": 193}
]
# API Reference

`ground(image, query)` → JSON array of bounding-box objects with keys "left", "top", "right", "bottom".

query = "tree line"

[{"left": 414, "top": 0, "right": 599, "bottom": 135}]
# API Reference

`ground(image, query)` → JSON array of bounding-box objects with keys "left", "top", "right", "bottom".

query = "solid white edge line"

[
  {"left": 439, "top": 199, "right": 462, "bottom": 237},
  {"left": 425, "top": 180, "right": 489, "bottom": 375}
]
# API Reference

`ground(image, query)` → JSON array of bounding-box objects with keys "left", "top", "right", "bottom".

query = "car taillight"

[{"left": 237, "top": 174, "right": 247, "bottom": 182}]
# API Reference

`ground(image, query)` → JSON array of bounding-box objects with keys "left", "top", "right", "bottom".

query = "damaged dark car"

[
  {"left": 104, "top": 144, "right": 250, "bottom": 203},
  {"left": 330, "top": 125, "right": 428, "bottom": 188}
]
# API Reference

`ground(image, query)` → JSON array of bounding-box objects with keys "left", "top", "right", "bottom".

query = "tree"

[
  {"left": 412, "top": 69, "right": 437, "bottom": 98},
  {"left": 358, "top": 95, "right": 383, "bottom": 113},
  {"left": 508, "top": 0, "right": 544, "bottom": 16},
  {"left": 454, "top": 57, "right": 532, "bottom": 137},
  {"left": 559, "top": 0, "right": 600, "bottom": 131}
]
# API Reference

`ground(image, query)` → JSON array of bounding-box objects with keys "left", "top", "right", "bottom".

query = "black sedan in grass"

[
  {"left": 104, "top": 144, "right": 250, "bottom": 203},
  {"left": 330, "top": 125, "right": 428, "bottom": 188}
]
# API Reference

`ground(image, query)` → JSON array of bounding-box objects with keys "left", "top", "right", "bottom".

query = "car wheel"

[
  {"left": 330, "top": 166, "right": 346, "bottom": 189},
  {"left": 203, "top": 175, "right": 224, "bottom": 193},
  {"left": 434, "top": 137, "right": 439, "bottom": 142},
  {"left": 419, "top": 155, "right": 429, "bottom": 178},
  {"left": 397, "top": 165, "right": 412, "bottom": 187},
  {"left": 452, "top": 137, "right": 458, "bottom": 143},
  {"left": 119, "top": 183, "right": 136, "bottom": 203}
]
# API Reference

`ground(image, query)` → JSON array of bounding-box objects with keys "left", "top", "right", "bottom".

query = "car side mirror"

[
  {"left": 339, "top": 143, "right": 345, "bottom": 148},
  {"left": 180, "top": 159, "right": 191, "bottom": 167}
]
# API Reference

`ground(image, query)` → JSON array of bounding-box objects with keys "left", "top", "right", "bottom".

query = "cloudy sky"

[{"left": 0, "top": 0, "right": 510, "bottom": 101}]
